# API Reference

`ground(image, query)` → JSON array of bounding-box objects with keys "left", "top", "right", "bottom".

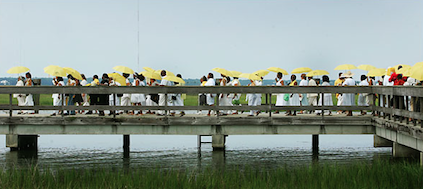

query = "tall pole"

[{"left": 137, "top": 0, "right": 140, "bottom": 71}]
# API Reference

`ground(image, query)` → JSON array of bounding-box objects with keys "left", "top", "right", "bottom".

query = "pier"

[{"left": 0, "top": 86, "right": 422, "bottom": 163}]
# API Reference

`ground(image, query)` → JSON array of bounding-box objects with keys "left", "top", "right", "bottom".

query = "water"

[{"left": 0, "top": 134, "right": 392, "bottom": 170}]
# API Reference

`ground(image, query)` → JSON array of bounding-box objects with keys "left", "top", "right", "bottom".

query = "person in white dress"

[
  {"left": 108, "top": 77, "right": 121, "bottom": 115},
  {"left": 342, "top": 71, "right": 356, "bottom": 116},
  {"left": 247, "top": 79, "right": 259, "bottom": 116},
  {"left": 80, "top": 74, "right": 89, "bottom": 108},
  {"left": 173, "top": 74, "right": 186, "bottom": 116},
  {"left": 158, "top": 70, "right": 174, "bottom": 116},
  {"left": 131, "top": 73, "right": 146, "bottom": 115},
  {"left": 357, "top": 75, "right": 369, "bottom": 115},
  {"left": 219, "top": 74, "right": 231, "bottom": 115},
  {"left": 287, "top": 75, "right": 300, "bottom": 116},
  {"left": 146, "top": 78, "right": 160, "bottom": 114},
  {"left": 254, "top": 78, "right": 263, "bottom": 115},
  {"left": 307, "top": 76, "right": 318, "bottom": 114},
  {"left": 381, "top": 67, "right": 395, "bottom": 108},
  {"left": 14, "top": 76, "right": 26, "bottom": 114},
  {"left": 228, "top": 76, "right": 241, "bottom": 114},
  {"left": 51, "top": 77, "right": 65, "bottom": 116},
  {"left": 315, "top": 75, "right": 333, "bottom": 115},
  {"left": 197, "top": 76, "right": 207, "bottom": 115},
  {"left": 120, "top": 73, "right": 132, "bottom": 114},
  {"left": 23, "top": 72, "right": 34, "bottom": 114},
  {"left": 205, "top": 73, "right": 216, "bottom": 116},
  {"left": 299, "top": 74, "right": 309, "bottom": 114},
  {"left": 274, "top": 72, "right": 285, "bottom": 114}
]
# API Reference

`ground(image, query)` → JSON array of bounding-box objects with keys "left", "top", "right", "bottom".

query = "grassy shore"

[{"left": 0, "top": 160, "right": 421, "bottom": 188}]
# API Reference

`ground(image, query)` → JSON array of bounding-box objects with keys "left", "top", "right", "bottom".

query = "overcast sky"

[{"left": 0, "top": 0, "right": 422, "bottom": 79}]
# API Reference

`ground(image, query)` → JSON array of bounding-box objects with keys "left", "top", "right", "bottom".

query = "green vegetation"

[{"left": 0, "top": 160, "right": 421, "bottom": 188}]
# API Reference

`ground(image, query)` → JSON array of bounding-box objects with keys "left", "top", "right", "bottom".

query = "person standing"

[
  {"left": 342, "top": 71, "right": 356, "bottom": 116},
  {"left": 315, "top": 75, "right": 333, "bottom": 116},
  {"left": 80, "top": 74, "right": 89, "bottom": 109},
  {"left": 287, "top": 75, "right": 300, "bottom": 116},
  {"left": 23, "top": 72, "right": 34, "bottom": 114},
  {"left": 219, "top": 74, "right": 230, "bottom": 116},
  {"left": 13, "top": 76, "right": 26, "bottom": 114},
  {"left": 146, "top": 78, "right": 160, "bottom": 114},
  {"left": 108, "top": 76, "right": 121, "bottom": 116},
  {"left": 334, "top": 72, "right": 344, "bottom": 114},
  {"left": 51, "top": 77, "right": 65, "bottom": 116},
  {"left": 174, "top": 74, "right": 186, "bottom": 116},
  {"left": 197, "top": 76, "right": 207, "bottom": 115},
  {"left": 205, "top": 73, "right": 216, "bottom": 116},
  {"left": 247, "top": 79, "right": 259, "bottom": 116},
  {"left": 65, "top": 75, "right": 76, "bottom": 115},
  {"left": 158, "top": 70, "right": 174, "bottom": 116},
  {"left": 307, "top": 76, "right": 318, "bottom": 114},
  {"left": 86, "top": 75, "right": 100, "bottom": 115},
  {"left": 120, "top": 73, "right": 132, "bottom": 114},
  {"left": 229, "top": 76, "right": 241, "bottom": 114},
  {"left": 358, "top": 75, "right": 369, "bottom": 115},
  {"left": 97, "top": 74, "right": 110, "bottom": 116},
  {"left": 298, "top": 74, "right": 308, "bottom": 114},
  {"left": 274, "top": 72, "right": 284, "bottom": 114}
]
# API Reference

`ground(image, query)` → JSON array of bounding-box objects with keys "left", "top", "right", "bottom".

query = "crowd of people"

[{"left": 12, "top": 65, "right": 422, "bottom": 117}]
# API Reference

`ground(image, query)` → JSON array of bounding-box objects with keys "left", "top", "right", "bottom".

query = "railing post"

[
  {"left": 9, "top": 94, "right": 12, "bottom": 117},
  {"left": 420, "top": 97, "right": 423, "bottom": 128},
  {"left": 61, "top": 93, "right": 64, "bottom": 117},
  {"left": 321, "top": 92, "right": 324, "bottom": 118},
  {"left": 165, "top": 93, "right": 168, "bottom": 117},
  {"left": 216, "top": 93, "right": 220, "bottom": 117},
  {"left": 268, "top": 93, "right": 272, "bottom": 117},
  {"left": 113, "top": 94, "right": 116, "bottom": 118}
]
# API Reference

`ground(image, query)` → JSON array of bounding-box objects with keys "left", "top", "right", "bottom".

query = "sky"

[{"left": 0, "top": 0, "right": 422, "bottom": 79}]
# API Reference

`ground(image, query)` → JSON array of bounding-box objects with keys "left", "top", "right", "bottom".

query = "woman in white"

[
  {"left": 158, "top": 70, "right": 174, "bottom": 116},
  {"left": 219, "top": 74, "right": 231, "bottom": 115},
  {"left": 274, "top": 72, "right": 285, "bottom": 114},
  {"left": 299, "top": 74, "right": 309, "bottom": 114},
  {"left": 108, "top": 77, "right": 121, "bottom": 115},
  {"left": 315, "top": 75, "right": 333, "bottom": 115},
  {"left": 205, "top": 73, "right": 216, "bottom": 116},
  {"left": 23, "top": 72, "right": 34, "bottom": 114},
  {"left": 51, "top": 77, "right": 65, "bottom": 116},
  {"left": 288, "top": 75, "right": 300, "bottom": 116},
  {"left": 120, "top": 73, "right": 132, "bottom": 114},
  {"left": 357, "top": 75, "right": 369, "bottom": 115},
  {"left": 14, "top": 76, "right": 26, "bottom": 114},
  {"left": 229, "top": 76, "right": 241, "bottom": 114},
  {"left": 342, "top": 71, "right": 356, "bottom": 116},
  {"left": 254, "top": 77, "right": 263, "bottom": 115},
  {"left": 146, "top": 78, "right": 160, "bottom": 114},
  {"left": 173, "top": 74, "right": 186, "bottom": 116},
  {"left": 131, "top": 73, "right": 146, "bottom": 115},
  {"left": 80, "top": 74, "right": 89, "bottom": 107},
  {"left": 247, "top": 79, "right": 259, "bottom": 116}
]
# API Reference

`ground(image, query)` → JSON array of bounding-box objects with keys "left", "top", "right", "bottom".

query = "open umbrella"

[
  {"left": 334, "top": 64, "right": 357, "bottom": 70},
  {"left": 212, "top": 68, "right": 233, "bottom": 77},
  {"left": 413, "top": 62, "right": 423, "bottom": 68},
  {"left": 409, "top": 65, "right": 423, "bottom": 81},
  {"left": 357, "top": 64, "right": 377, "bottom": 71},
  {"left": 108, "top": 73, "right": 126, "bottom": 86},
  {"left": 7, "top": 66, "right": 30, "bottom": 74},
  {"left": 367, "top": 68, "right": 386, "bottom": 77},
  {"left": 113, "top": 66, "right": 134, "bottom": 74},
  {"left": 253, "top": 70, "right": 270, "bottom": 77},
  {"left": 306, "top": 70, "right": 329, "bottom": 77},
  {"left": 291, "top": 67, "right": 312, "bottom": 74},
  {"left": 143, "top": 67, "right": 155, "bottom": 72},
  {"left": 267, "top": 67, "right": 288, "bottom": 75},
  {"left": 394, "top": 64, "right": 411, "bottom": 72},
  {"left": 44, "top": 65, "right": 67, "bottom": 77},
  {"left": 164, "top": 75, "right": 185, "bottom": 84},
  {"left": 140, "top": 71, "right": 162, "bottom": 80},
  {"left": 63, "top": 67, "right": 83, "bottom": 80},
  {"left": 239, "top": 73, "right": 261, "bottom": 80},
  {"left": 230, "top": 70, "right": 242, "bottom": 78},
  {"left": 154, "top": 69, "right": 175, "bottom": 77}
]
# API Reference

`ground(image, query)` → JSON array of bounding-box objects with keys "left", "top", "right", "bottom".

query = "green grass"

[{"left": 0, "top": 160, "right": 421, "bottom": 188}]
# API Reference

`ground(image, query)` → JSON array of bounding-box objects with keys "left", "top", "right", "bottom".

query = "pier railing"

[{"left": 0, "top": 86, "right": 422, "bottom": 123}]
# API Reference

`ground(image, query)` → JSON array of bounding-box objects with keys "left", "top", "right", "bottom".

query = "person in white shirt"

[
  {"left": 14, "top": 76, "right": 26, "bottom": 114},
  {"left": 197, "top": 76, "right": 207, "bottom": 115},
  {"left": 146, "top": 78, "right": 160, "bottom": 114},
  {"left": 80, "top": 74, "right": 89, "bottom": 107},
  {"left": 158, "top": 70, "right": 174, "bottom": 116},
  {"left": 108, "top": 77, "right": 121, "bottom": 116},
  {"left": 229, "top": 76, "right": 241, "bottom": 114},
  {"left": 358, "top": 75, "right": 369, "bottom": 115},
  {"left": 274, "top": 72, "right": 284, "bottom": 114},
  {"left": 315, "top": 75, "right": 333, "bottom": 115},
  {"left": 120, "top": 73, "right": 132, "bottom": 114},
  {"left": 205, "top": 73, "right": 216, "bottom": 116},
  {"left": 342, "top": 71, "right": 356, "bottom": 116},
  {"left": 23, "top": 72, "right": 34, "bottom": 114},
  {"left": 299, "top": 74, "right": 309, "bottom": 114},
  {"left": 307, "top": 76, "right": 318, "bottom": 114},
  {"left": 50, "top": 77, "right": 65, "bottom": 116},
  {"left": 219, "top": 74, "right": 231, "bottom": 115}
]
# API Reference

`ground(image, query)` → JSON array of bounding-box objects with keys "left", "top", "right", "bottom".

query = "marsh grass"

[{"left": 0, "top": 160, "right": 421, "bottom": 189}]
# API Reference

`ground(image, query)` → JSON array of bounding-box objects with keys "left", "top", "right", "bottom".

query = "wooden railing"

[{"left": 0, "top": 86, "right": 422, "bottom": 124}]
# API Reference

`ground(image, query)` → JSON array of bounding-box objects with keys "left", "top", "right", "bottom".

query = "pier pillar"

[
  {"left": 392, "top": 142, "right": 420, "bottom": 158},
  {"left": 374, "top": 135, "right": 393, "bottom": 147},
  {"left": 6, "top": 134, "right": 38, "bottom": 151},
  {"left": 212, "top": 135, "right": 226, "bottom": 151},
  {"left": 123, "top": 135, "right": 130, "bottom": 158},
  {"left": 312, "top": 135, "right": 319, "bottom": 153}
]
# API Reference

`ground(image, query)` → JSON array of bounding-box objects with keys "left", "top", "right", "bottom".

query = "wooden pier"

[{"left": 0, "top": 85, "right": 422, "bottom": 163}]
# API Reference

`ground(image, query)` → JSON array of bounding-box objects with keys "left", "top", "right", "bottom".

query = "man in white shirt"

[
  {"left": 205, "top": 73, "right": 216, "bottom": 116},
  {"left": 307, "top": 76, "right": 318, "bottom": 113},
  {"left": 298, "top": 74, "right": 308, "bottom": 114},
  {"left": 158, "top": 70, "right": 174, "bottom": 116}
]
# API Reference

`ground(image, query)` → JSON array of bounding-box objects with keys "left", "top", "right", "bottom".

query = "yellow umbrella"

[
  {"left": 108, "top": 73, "right": 126, "bottom": 86},
  {"left": 230, "top": 70, "right": 242, "bottom": 78},
  {"left": 413, "top": 62, "right": 423, "bottom": 68},
  {"left": 113, "top": 66, "right": 134, "bottom": 74},
  {"left": 239, "top": 73, "right": 261, "bottom": 80},
  {"left": 267, "top": 67, "right": 288, "bottom": 75},
  {"left": 357, "top": 64, "right": 377, "bottom": 71},
  {"left": 396, "top": 67, "right": 411, "bottom": 76},
  {"left": 291, "top": 67, "right": 312, "bottom": 74},
  {"left": 367, "top": 68, "right": 386, "bottom": 77},
  {"left": 409, "top": 65, "right": 423, "bottom": 81},
  {"left": 164, "top": 75, "right": 185, "bottom": 84},
  {"left": 7, "top": 66, "right": 30, "bottom": 74},
  {"left": 154, "top": 69, "right": 175, "bottom": 77},
  {"left": 253, "top": 70, "right": 270, "bottom": 77},
  {"left": 140, "top": 71, "right": 162, "bottom": 80},
  {"left": 143, "top": 67, "right": 155, "bottom": 72},
  {"left": 306, "top": 70, "right": 329, "bottom": 77},
  {"left": 394, "top": 64, "right": 411, "bottom": 72},
  {"left": 44, "top": 65, "right": 67, "bottom": 77},
  {"left": 63, "top": 67, "right": 83, "bottom": 80},
  {"left": 212, "top": 67, "right": 233, "bottom": 77},
  {"left": 334, "top": 64, "right": 357, "bottom": 70}
]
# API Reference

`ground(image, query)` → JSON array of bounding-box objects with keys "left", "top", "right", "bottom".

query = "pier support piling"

[
  {"left": 392, "top": 142, "right": 420, "bottom": 158},
  {"left": 6, "top": 134, "right": 38, "bottom": 151},
  {"left": 212, "top": 135, "right": 226, "bottom": 151},
  {"left": 123, "top": 135, "right": 130, "bottom": 158},
  {"left": 373, "top": 135, "right": 393, "bottom": 147},
  {"left": 312, "top": 135, "right": 319, "bottom": 154}
]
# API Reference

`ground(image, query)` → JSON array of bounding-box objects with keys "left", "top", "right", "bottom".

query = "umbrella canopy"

[
  {"left": 143, "top": 67, "right": 155, "bottom": 72},
  {"left": 44, "top": 65, "right": 67, "bottom": 77},
  {"left": 267, "top": 67, "right": 288, "bottom": 75},
  {"left": 230, "top": 70, "right": 242, "bottom": 78},
  {"left": 396, "top": 67, "right": 412, "bottom": 76},
  {"left": 164, "top": 75, "right": 185, "bottom": 84},
  {"left": 140, "top": 71, "right": 162, "bottom": 80},
  {"left": 334, "top": 64, "right": 357, "bottom": 70},
  {"left": 367, "top": 68, "right": 386, "bottom": 77},
  {"left": 291, "top": 67, "right": 312, "bottom": 74},
  {"left": 212, "top": 68, "right": 233, "bottom": 77},
  {"left": 154, "top": 69, "right": 175, "bottom": 77},
  {"left": 239, "top": 73, "right": 261, "bottom": 81},
  {"left": 108, "top": 73, "right": 126, "bottom": 86},
  {"left": 357, "top": 64, "right": 377, "bottom": 71},
  {"left": 63, "top": 67, "right": 83, "bottom": 80},
  {"left": 409, "top": 65, "right": 423, "bottom": 81},
  {"left": 306, "top": 70, "right": 329, "bottom": 77},
  {"left": 394, "top": 64, "right": 411, "bottom": 72},
  {"left": 253, "top": 70, "right": 270, "bottom": 77},
  {"left": 7, "top": 66, "right": 30, "bottom": 74},
  {"left": 113, "top": 66, "right": 134, "bottom": 74},
  {"left": 413, "top": 62, "right": 423, "bottom": 68}
]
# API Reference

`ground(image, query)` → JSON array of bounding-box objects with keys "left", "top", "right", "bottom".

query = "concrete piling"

[
  {"left": 373, "top": 135, "right": 393, "bottom": 147},
  {"left": 6, "top": 134, "right": 38, "bottom": 151},
  {"left": 123, "top": 135, "right": 130, "bottom": 158},
  {"left": 392, "top": 142, "right": 420, "bottom": 158},
  {"left": 212, "top": 135, "right": 226, "bottom": 151}
]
